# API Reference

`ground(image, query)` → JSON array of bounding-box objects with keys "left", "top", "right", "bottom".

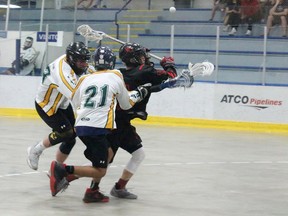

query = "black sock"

[
  {"left": 65, "top": 165, "right": 74, "bottom": 174},
  {"left": 90, "top": 181, "right": 99, "bottom": 190}
]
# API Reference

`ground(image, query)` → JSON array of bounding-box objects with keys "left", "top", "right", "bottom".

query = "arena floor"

[{"left": 1, "top": 116, "right": 288, "bottom": 216}]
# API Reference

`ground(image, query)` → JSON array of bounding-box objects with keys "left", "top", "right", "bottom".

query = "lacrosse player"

[
  {"left": 49, "top": 46, "right": 150, "bottom": 202},
  {"left": 106, "top": 42, "right": 178, "bottom": 199},
  {"left": 26, "top": 42, "right": 91, "bottom": 171}
]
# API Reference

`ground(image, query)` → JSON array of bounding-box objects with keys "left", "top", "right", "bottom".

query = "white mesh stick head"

[
  {"left": 77, "top": 25, "right": 105, "bottom": 42},
  {"left": 188, "top": 61, "right": 214, "bottom": 77}
]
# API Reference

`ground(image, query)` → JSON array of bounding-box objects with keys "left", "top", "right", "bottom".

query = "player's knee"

[
  {"left": 59, "top": 139, "right": 76, "bottom": 155},
  {"left": 49, "top": 129, "right": 76, "bottom": 145},
  {"left": 92, "top": 167, "right": 107, "bottom": 178},
  {"left": 132, "top": 147, "right": 145, "bottom": 163},
  {"left": 125, "top": 148, "right": 145, "bottom": 174}
]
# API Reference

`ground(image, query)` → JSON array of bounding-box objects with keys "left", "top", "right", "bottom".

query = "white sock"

[{"left": 34, "top": 141, "right": 46, "bottom": 153}]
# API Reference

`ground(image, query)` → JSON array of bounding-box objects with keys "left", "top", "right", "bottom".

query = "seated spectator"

[
  {"left": 241, "top": 0, "right": 262, "bottom": 36},
  {"left": 1, "top": 36, "right": 39, "bottom": 76},
  {"left": 209, "top": 0, "right": 227, "bottom": 21},
  {"left": 224, "top": 0, "right": 242, "bottom": 35},
  {"left": 260, "top": 0, "right": 275, "bottom": 22},
  {"left": 265, "top": 0, "right": 288, "bottom": 37}
]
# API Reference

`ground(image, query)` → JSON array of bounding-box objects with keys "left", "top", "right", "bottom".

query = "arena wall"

[{"left": 0, "top": 75, "right": 287, "bottom": 134}]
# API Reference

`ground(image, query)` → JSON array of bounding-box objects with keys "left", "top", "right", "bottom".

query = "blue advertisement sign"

[{"left": 36, "top": 32, "right": 58, "bottom": 42}]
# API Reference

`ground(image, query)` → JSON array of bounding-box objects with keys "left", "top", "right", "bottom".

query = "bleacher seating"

[{"left": 2, "top": 7, "right": 288, "bottom": 86}]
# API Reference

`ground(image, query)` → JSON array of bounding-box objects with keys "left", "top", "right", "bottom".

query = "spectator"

[
  {"left": 225, "top": 0, "right": 242, "bottom": 35},
  {"left": 265, "top": 0, "right": 288, "bottom": 37},
  {"left": 260, "top": 0, "right": 275, "bottom": 22},
  {"left": 241, "top": 0, "right": 262, "bottom": 36},
  {"left": 209, "top": 0, "right": 227, "bottom": 21},
  {"left": 1, "top": 36, "right": 39, "bottom": 76}
]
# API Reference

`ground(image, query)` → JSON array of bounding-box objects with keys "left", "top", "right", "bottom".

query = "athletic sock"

[
  {"left": 34, "top": 141, "right": 45, "bottom": 153},
  {"left": 116, "top": 179, "right": 128, "bottom": 189},
  {"left": 90, "top": 181, "right": 99, "bottom": 190},
  {"left": 65, "top": 165, "right": 74, "bottom": 174}
]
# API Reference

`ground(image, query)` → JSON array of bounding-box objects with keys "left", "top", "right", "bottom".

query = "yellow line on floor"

[{"left": 0, "top": 108, "right": 287, "bottom": 135}]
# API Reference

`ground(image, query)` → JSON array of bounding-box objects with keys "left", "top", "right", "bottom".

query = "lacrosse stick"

[
  {"left": 77, "top": 24, "right": 214, "bottom": 89},
  {"left": 77, "top": 24, "right": 162, "bottom": 60},
  {"left": 150, "top": 61, "right": 214, "bottom": 92}
]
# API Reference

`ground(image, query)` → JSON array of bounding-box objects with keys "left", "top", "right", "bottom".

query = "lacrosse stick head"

[
  {"left": 188, "top": 61, "right": 214, "bottom": 77},
  {"left": 164, "top": 69, "right": 194, "bottom": 89},
  {"left": 77, "top": 25, "right": 105, "bottom": 43}
]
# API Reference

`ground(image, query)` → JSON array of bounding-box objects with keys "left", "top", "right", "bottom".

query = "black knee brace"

[
  {"left": 59, "top": 139, "right": 76, "bottom": 155},
  {"left": 48, "top": 129, "right": 76, "bottom": 146}
]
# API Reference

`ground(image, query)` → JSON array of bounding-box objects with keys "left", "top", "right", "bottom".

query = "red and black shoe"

[
  {"left": 83, "top": 188, "right": 109, "bottom": 203},
  {"left": 50, "top": 161, "right": 69, "bottom": 196}
]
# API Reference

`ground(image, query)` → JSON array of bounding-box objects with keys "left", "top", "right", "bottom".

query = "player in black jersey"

[{"left": 108, "top": 42, "right": 177, "bottom": 199}]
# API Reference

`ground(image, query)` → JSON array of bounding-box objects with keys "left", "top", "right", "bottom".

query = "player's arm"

[
  {"left": 115, "top": 75, "right": 149, "bottom": 110},
  {"left": 147, "top": 56, "right": 177, "bottom": 92},
  {"left": 71, "top": 76, "right": 85, "bottom": 108},
  {"left": 159, "top": 56, "right": 177, "bottom": 78},
  {"left": 55, "top": 58, "right": 80, "bottom": 98}
]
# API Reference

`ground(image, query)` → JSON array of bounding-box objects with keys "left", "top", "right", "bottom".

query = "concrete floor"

[{"left": 0, "top": 116, "right": 288, "bottom": 216}]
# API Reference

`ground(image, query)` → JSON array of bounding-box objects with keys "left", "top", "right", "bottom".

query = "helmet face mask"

[
  {"left": 23, "top": 37, "right": 33, "bottom": 50},
  {"left": 93, "top": 46, "right": 116, "bottom": 70},
  {"left": 66, "top": 42, "right": 91, "bottom": 75},
  {"left": 119, "top": 43, "right": 148, "bottom": 67}
]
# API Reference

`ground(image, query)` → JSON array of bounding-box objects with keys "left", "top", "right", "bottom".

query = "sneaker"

[
  {"left": 83, "top": 188, "right": 109, "bottom": 203},
  {"left": 50, "top": 161, "right": 69, "bottom": 196},
  {"left": 47, "top": 168, "right": 79, "bottom": 183},
  {"left": 26, "top": 143, "right": 42, "bottom": 170},
  {"left": 229, "top": 28, "right": 237, "bottom": 36},
  {"left": 246, "top": 30, "right": 252, "bottom": 36},
  {"left": 223, "top": 25, "right": 230, "bottom": 32},
  {"left": 110, "top": 185, "right": 137, "bottom": 199}
]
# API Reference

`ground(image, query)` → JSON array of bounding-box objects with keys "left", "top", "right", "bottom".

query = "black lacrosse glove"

[
  {"left": 160, "top": 56, "right": 175, "bottom": 71},
  {"left": 136, "top": 83, "right": 152, "bottom": 101}
]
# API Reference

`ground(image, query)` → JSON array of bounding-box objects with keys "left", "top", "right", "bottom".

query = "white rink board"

[
  {"left": 0, "top": 75, "right": 287, "bottom": 124},
  {"left": 213, "top": 84, "right": 288, "bottom": 123}
]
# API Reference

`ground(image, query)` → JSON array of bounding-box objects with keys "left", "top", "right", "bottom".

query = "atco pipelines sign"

[{"left": 220, "top": 94, "right": 283, "bottom": 110}]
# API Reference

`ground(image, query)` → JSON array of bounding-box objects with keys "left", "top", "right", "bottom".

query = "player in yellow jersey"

[{"left": 27, "top": 42, "right": 90, "bottom": 172}]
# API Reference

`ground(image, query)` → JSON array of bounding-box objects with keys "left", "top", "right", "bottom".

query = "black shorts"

[
  {"left": 79, "top": 135, "right": 110, "bottom": 168},
  {"left": 107, "top": 118, "right": 142, "bottom": 160},
  {"left": 35, "top": 101, "right": 75, "bottom": 133}
]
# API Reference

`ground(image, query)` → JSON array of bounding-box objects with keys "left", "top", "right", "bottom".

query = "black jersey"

[{"left": 117, "top": 64, "right": 176, "bottom": 120}]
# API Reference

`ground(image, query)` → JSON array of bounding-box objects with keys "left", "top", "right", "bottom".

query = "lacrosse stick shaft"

[
  {"left": 77, "top": 25, "right": 163, "bottom": 61},
  {"left": 104, "top": 34, "right": 162, "bottom": 60}
]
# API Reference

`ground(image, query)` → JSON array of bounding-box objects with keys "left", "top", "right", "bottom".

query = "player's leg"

[
  {"left": 49, "top": 135, "right": 111, "bottom": 201},
  {"left": 110, "top": 124, "right": 145, "bottom": 199},
  {"left": 27, "top": 103, "right": 76, "bottom": 170},
  {"left": 55, "top": 103, "right": 76, "bottom": 163}
]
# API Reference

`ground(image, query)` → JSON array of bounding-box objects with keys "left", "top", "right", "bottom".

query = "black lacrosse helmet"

[
  {"left": 66, "top": 41, "right": 91, "bottom": 75},
  {"left": 119, "top": 42, "right": 150, "bottom": 67},
  {"left": 93, "top": 46, "right": 116, "bottom": 70}
]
